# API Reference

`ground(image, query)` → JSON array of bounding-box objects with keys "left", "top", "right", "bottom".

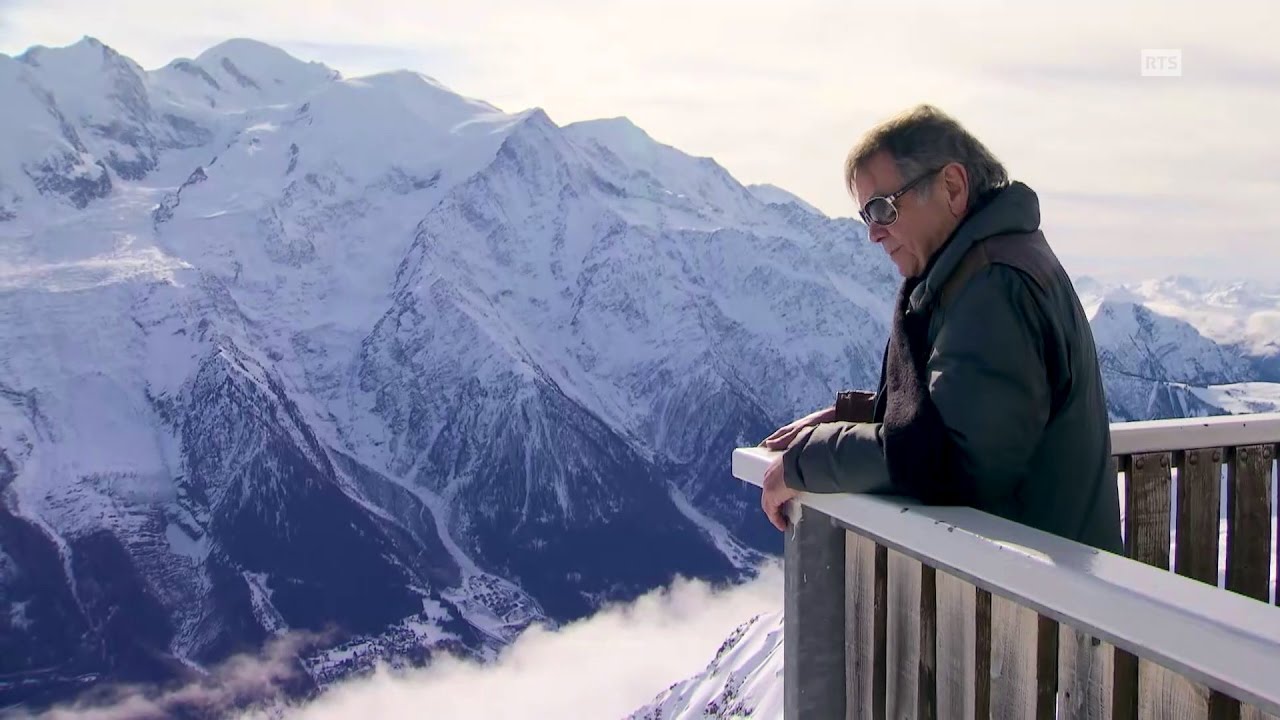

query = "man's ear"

[{"left": 941, "top": 162, "right": 969, "bottom": 218}]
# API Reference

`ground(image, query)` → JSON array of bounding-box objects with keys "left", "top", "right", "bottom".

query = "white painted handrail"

[
  {"left": 734, "top": 445, "right": 1280, "bottom": 713},
  {"left": 1110, "top": 411, "right": 1280, "bottom": 455}
]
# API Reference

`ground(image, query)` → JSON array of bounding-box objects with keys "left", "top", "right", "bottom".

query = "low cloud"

[
  {"left": 259, "top": 564, "right": 782, "bottom": 720},
  {"left": 22, "top": 632, "right": 326, "bottom": 720},
  {"left": 20, "top": 564, "right": 782, "bottom": 720}
]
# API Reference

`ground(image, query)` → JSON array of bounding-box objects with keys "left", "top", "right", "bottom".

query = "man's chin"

[{"left": 891, "top": 260, "right": 917, "bottom": 278}]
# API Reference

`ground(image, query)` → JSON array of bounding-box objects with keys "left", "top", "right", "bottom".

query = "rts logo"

[{"left": 1142, "top": 49, "right": 1182, "bottom": 77}]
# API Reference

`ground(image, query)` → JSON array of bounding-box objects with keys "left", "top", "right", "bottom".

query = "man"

[{"left": 760, "top": 105, "right": 1122, "bottom": 554}]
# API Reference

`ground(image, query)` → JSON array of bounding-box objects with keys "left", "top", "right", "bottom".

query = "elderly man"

[{"left": 760, "top": 105, "right": 1122, "bottom": 554}]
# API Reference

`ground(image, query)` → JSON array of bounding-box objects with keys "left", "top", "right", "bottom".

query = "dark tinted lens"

[{"left": 865, "top": 197, "right": 897, "bottom": 225}]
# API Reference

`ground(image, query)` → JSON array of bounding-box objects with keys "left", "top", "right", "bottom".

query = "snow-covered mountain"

[
  {"left": 0, "top": 37, "right": 897, "bottom": 709},
  {"left": 1080, "top": 276, "right": 1280, "bottom": 361},
  {"left": 1077, "top": 279, "right": 1280, "bottom": 420},
  {"left": 0, "top": 36, "right": 1275, "bottom": 713},
  {"left": 630, "top": 611, "right": 783, "bottom": 720}
]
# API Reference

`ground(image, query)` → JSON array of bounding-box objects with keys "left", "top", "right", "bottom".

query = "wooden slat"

[
  {"left": 1116, "top": 450, "right": 1172, "bottom": 717},
  {"left": 976, "top": 588, "right": 991, "bottom": 720},
  {"left": 1229, "top": 444, "right": 1277, "bottom": 720},
  {"left": 1241, "top": 704, "right": 1280, "bottom": 720},
  {"left": 784, "top": 504, "right": 847, "bottom": 720},
  {"left": 1037, "top": 615, "right": 1059, "bottom": 719},
  {"left": 886, "top": 550, "right": 921, "bottom": 719},
  {"left": 1176, "top": 448, "right": 1235, "bottom": 719},
  {"left": 1226, "top": 445, "right": 1274, "bottom": 602},
  {"left": 846, "top": 532, "right": 877, "bottom": 720},
  {"left": 874, "top": 543, "right": 888, "bottom": 720},
  {"left": 1130, "top": 451, "right": 1210, "bottom": 719},
  {"left": 990, "top": 594, "right": 1039, "bottom": 719},
  {"left": 1127, "top": 452, "right": 1173, "bottom": 570},
  {"left": 1175, "top": 448, "right": 1224, "bottom": 585},
  {"left": 936, "top": 571, "right": 976, "bottom": 720},
  {"left": 1059, "top": 627, "right": 1113, "bottom": 719},
  {"left": 1138, "top": 661, "right": 1210, "bottom": 719},
  {"left": 920, "top": 565, "right": 938, "bottom": 720},
  {"left": 1056, "top": 457, "right": 1117, "bottom": 720},
  {"left": 1126, "top": 452, "right": 1195, "bottom": 720}
]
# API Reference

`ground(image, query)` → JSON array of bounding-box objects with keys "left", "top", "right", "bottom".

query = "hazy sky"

[{"left": 3, "top": 0, "right": 1279, "bottom": 281}]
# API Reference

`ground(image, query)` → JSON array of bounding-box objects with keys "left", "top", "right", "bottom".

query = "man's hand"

[
  {"left": 760, "top": 405, "right": 836, "bottom": 451},
  {"left": 761, "top": 453, "right": 800, "bottom": 532}
]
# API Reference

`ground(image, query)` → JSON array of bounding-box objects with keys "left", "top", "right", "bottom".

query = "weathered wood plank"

[
  {"left": 990, "top": 594, "right": 1038, "bottom": 719},
  {"left": 1226, "top": 445, "right": 1274, "bottom": 602},
  {"left": 920, "top": 565, "right": 938, "bottom": 720},
  {"left": 1175, "top": 448, "right": 1234, "bottom": 719},
  {"left": 1059, "top": 626, "right": 1113, "bottom": 719},
  {"left": 1175, "top": 448, "right": 1224, "bottom": 586},
  {"left": 1241, "top": 703, "right": 1280, "bottom": 720},
  {"left": 1228, "top": 444, "right": 1276, "bottom": 720},
  {"left": 1116, "top": 450, "right": 1167, "bottom": 717},
  {"left": 936, "top": 571, "right": 975, "bottom": 720},
  {"left": 1055, "top": 457, "right": 1118, "bottom": 720},
  {"left": 846, "top": 532, "right": 876, "bottom": 720},
  {"left": 1127, "top": 452, "right": 1173, "bottom": 570},
  {"left": 874, "top": 543, "right": 888, "bottom": 720},
  {"left": 1125, "top": 453, "right": 1183, "bottom": 719},
  {"left": 887, "top": 549, "right": 921, "bottom": 719},
  {"left": 976, "top": 589, "right": 991, "bottom": 720},
  {"left": 1037, "top": 615, "right": 1059, "bottom": 720},
  {"left": 1137, "top": 661, "right": 1210, "bottom": 719},
  {"left": 784, "top": 504, "right": 846, "bottom": 720}
]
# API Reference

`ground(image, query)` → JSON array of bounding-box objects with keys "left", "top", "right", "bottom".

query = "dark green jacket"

[{"left": 782, "top": 182, "right": 1123, "bottom": 554}]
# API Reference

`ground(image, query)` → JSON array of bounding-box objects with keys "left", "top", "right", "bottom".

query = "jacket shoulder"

[
  {"left": 981, "top": 231, "right": 1060, "bottom": 294},
  {"left": 938, "top": 230, "right": 1060, "bottom": 310}
]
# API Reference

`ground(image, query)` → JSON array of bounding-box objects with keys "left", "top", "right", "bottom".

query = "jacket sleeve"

[
  {"left": 927, "top": 264, "right": 1051, "bottom": 505},
  {"left": 781, "top": 421, "right": 892, "bottom": 494}
]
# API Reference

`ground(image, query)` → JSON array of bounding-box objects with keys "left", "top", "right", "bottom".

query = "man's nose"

[{"left": 868, "top": 225, "right": 890, "bottom": 244}]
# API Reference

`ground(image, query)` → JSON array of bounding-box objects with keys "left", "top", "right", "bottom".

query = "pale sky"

[{"left": 3, "top": 0, "right": 1279, "bottom": 282}]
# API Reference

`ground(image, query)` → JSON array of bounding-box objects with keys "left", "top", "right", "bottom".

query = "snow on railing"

[{"left": 734, "top": 414, "right": 1280, "bottom": 719}]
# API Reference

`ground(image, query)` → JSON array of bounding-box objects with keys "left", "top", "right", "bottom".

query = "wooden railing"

[{"left": 734, "top": 413, "right": 1280, "bottom": 719}]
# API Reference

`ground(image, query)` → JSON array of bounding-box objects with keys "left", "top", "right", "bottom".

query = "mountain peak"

[
  {"left": 186, "top": 39, "right": 337, "bottom": 96},
  {"left": 747, "top": 183, "right": 823, "bottom": 215},
  {"left": 16, "top": 35, "right": 120, "bottom": 67},
  {"left": 564, "top": 116, "right": 658, "bottom": 152},
  {"left": 195, "top": 38, "right": 319, "bottom": 69}
]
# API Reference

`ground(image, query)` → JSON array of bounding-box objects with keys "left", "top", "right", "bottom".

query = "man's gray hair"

[{"left": 845, "top": 105, "right": 1009, "bottom": 209}]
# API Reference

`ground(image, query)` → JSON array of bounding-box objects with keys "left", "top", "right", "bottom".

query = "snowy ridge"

[{"left": 629, "top": 611, "right": 783, "bottom": 720}]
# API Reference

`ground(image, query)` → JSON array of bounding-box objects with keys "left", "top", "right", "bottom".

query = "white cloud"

[
  {"left": 20, "top": 632, "right": 325, "bottom": 720},
  {"left": 258, "top": 565, "right": 781, "bottom": 720},
  {"left": 19, "top": 566, "right": 782, "bottom": 720},
  {"left": 1, "top": 0, "right": 1278, "bottom": 279}
]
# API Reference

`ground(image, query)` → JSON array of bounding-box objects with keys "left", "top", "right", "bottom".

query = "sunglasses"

[{"left": 857, "top": 167, "right": 944, "bottom": 227}]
